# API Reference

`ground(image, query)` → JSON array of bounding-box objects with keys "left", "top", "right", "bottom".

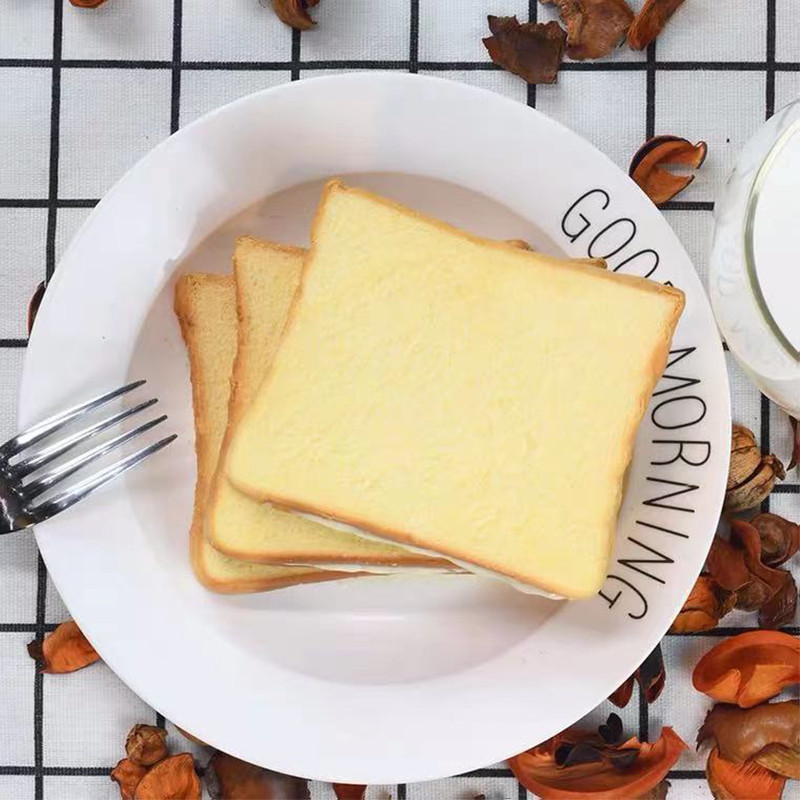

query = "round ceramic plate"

[{"left": 20, "top": 74, "right": 730, "bottom": 784}]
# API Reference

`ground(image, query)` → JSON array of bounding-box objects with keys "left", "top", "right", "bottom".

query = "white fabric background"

[{"left": 0, "top": 1, "right": 798, "bottom": 798}]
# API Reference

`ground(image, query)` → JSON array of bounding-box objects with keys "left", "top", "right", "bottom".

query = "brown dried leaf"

[
  {"left": 725, "top": 454, "right": 786, "bottom": 513},
  {"left": 754, "top": 743, "right": 800, "bottom": 780},
  {"left": 272, "top": 0, "right": 317, "bottom": 31},
  {"left": 706, "top": 748, "right": 786, "bottom": 800},
  {"left": 697, "top": 701, "right": 800, "bottom": 764},
  {"left": 27, "top": 281, "right": 46, "bottom": 336},
  {"left": 208, "top": 752, "right": 309, "bottom": 800},
  {"left": 748, "top": 513, "right": 800, "bottom": 567},
  {"left": 111, "top": 759, "right": 148, "bottom": 800},
  {"left": 134, "top": 753, "right": 200, "bottom": 800},
  {"left": 629, "top": 135, "right": 707, "bottom": 205},
  {"left": 669, "top": 575, "right": 734, "bottom": 633},
  {"left": 541, "top": 0, "right": 634, "bottom": 60},
  {"left": 627, "top": 0, "right": 688, "bottom": 50},
  {"left": 125, "top": 725, "right": 168, "bottom": 767},
  {"left": 789, "top": 416, "right": 799, "bottom": 471},
  {"left": 758, "top": 570, "right": 798, "bottom": 630},
  {"left": 608, "top": 675, "right": 635, "bottom": 708},
  {"left": 27, "top": 620, "right": 100, "bottom": 673},
  {"left": 333, "top": 785, "right": 367, "bottom": 800},
  {"left": 483, "top": 17, "right": 566, "bottom": 84}
]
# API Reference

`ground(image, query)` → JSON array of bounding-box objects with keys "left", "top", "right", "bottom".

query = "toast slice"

[
  {"left": 226, "top": 181, "right": 685, "bottom": 598},
  {"left": 206, "top": 237, "right": 452, "bottom": 568},
  {"left": 174, "top": 272, "right": 353, "bottom": 592}
]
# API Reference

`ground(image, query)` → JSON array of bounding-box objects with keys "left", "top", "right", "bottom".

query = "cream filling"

[{"left": 291, "top": 510, "right": 565, "bottom": 600}]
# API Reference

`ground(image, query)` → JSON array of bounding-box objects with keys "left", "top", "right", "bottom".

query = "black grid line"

[
  {"left": 645, "top": 42, "right": 656, "bottom": 140},
  {"left": 766, "top": 0, "right": 777, "bottom": 118},
  {"left": 290, "top": 29, "right": 301, "bottom": 82},
  {"left": 397, "top": 782, "right": 407, "bottom": 799},
  {"left": 0, "top": 339, "right": 28, "bottom": 348},
  {"left": 518, "top": 780, "right": 528, "bottom": 800},
  {"left": 527, "top": 0, "right": 538, "bottom": 110},
  {"left": 0, "top": 766, "right": 111, "bottom": 777},
  {"left": 170, "top": 0, "right": 183, "bottom": 134},
  {"left": 773, "top": 484, "right": 800, "bottom": 493},
  {"left": 668, "top": 625, "right": 800, "bottom": 637},
  {"left": 33, "top": 556, "right": 48, "bottom": 800},
  {"left": 44, "top": 0, "right": 63, "bottom": 285},
  {"left": 0, "top": 199, "right": 98, "bottom": 209},
  {"left": 408, "top": 0, "right": 419, "bottom": 74}
]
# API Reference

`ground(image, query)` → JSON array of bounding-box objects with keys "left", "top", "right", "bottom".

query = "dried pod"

[
  {"left": 133, "top": 753, "right": 200, "bottom": 800},
  {"left": 629, "top": 135, "right": 707, "bottom": 205},
  {"left": 208, "top": 752, "right": 309, "bottom": 800},
  {"left": 333, "top": 785, "right": 367, "bottom": 800},
  {"left": 692, "top": 630, "right": 800, "bottom": 708},
  {"left": 111, "top": 758, "right": 148, "bottom": 800},
  {"left": 754, "top": 743, "right": 800, "bottom": 780},
  {"left": 27, "top": 620, "right": 100, "bottom": 673},
  {"left": 272, "top": 0, "right": 318, "bottom": 31},
  {"left": 725, "top": 454, "right": 786, "bottom": 512},
  {"left": 728, "top": 424, "right": 762, "bottom": 490},
  {"left": 669, "top": 575, "right": 734, "bottom": 633},
  {"left": 789, "top": 416, "right": 799, "bottom": 471},
  {"left": 483, "top": 16, "right": 567, "bottom": 85},
  {"left": 748, "top": 513, "right": 800, "bottom": 567},
  {"left": 697, "top": 701, "right": 800, "bottom": 764},
  {"left": 706, "top": 748, "right": 786, "bottom": 800},
  {"left": 734, "top": 577, "right": 775, "bottom": 612},
  {"left": 758, "top": 570, "right": 798, "bottom": 630},
  {"left": 125, "top": 725, "right": 168, "bottom": 767},
  {"left": 541, "top": 0, "right": 634, "bottom": 60},
  {"left": 627, "top": 0, "right": 688, "bottom": 50}
]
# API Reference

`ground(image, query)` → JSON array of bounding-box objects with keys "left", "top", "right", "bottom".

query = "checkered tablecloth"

[{"left": 1, "top": 2, "right": 798, "bottom": 799}]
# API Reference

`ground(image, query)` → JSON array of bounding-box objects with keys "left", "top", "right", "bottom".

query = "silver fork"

[{"left": 0, "top": 380, "right": 176, "bottom": 535}]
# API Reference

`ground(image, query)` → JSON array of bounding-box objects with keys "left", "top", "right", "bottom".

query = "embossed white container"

[{"left": 709, "top": 99, "right": 800, "bottom": 416}]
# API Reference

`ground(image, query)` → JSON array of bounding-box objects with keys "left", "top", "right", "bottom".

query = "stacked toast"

[{"left": 176, "top": 181, "right": 684, "bottom": 599}]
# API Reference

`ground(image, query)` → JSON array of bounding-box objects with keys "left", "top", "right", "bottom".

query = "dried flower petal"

[
  {"left": 629, "top": 135, "right": 707, "bottom": 205},
  {"left": 754, "top": 743, "right": 800, "bottom": 780},
  {"left": 669, "top": 575, "right": 734, "bottom": 633},
  {"left": 272, "top": 0, "right": 318, "bottom": 31},
  {"left": 541, "top": 0, "right": 634, "bottom": 60},
  {"left": 333, "top": 784, "right": 367, "bottom": 800},
  {"left": 706, "top": 747, "right": 786, "bottom": 800},
  {"left": 208, "top": 752, "right": 309, "bottom": 800},
  {"left": 607, "top": 646, "right": 665, "bottom": 707},
  {"left": 692, "top": 630, "right": 800, "bottom": 708},
  {"left": 627, "top": 0, "right": 688, "bottom": 50},
  {"left": 725, "top": 455, "right": 786, "bottom": 512},
  {"left": 509, "top": 726, "right": 687, "bottom": 799},
  {"left": 27, "top": 620, "right": 100, "bottom": 674},
  {"left": 483, "top": 16, "right": 567, "bottom": 84},
  {"left": 111, "top": 758, "right": 148, "bottom": 800},
  {"left": 608, "top": 676, "right": 634, "bottom": 708},
  {"left": 134, "top": 753, "right": 200, "bottom": 800},
  {"left": 758, "top": 570, "right": 798, "bottom": 630},
  {"left": 728, "top": 425, "right": 763, "bottom": 491},
  {"left": 125, "top": 725, "right": 168, "bottom": 767},
  {"left": 748, "top": 513, "right": 800, "bottom": 567},
  {"left": 697, "top": 701, "right": 800, "bottom": 764},
  {"left": 789, "top": 416, "right": 799, "bottom": 472}
]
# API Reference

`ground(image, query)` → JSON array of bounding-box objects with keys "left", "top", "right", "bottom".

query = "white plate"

[{"left": 20, "top": 74, "right": 730, "bottom": 784}]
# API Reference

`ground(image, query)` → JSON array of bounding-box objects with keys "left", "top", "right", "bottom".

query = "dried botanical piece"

[
  {"left": 608, "top": 644, "right": 666, "bottom": 707},
  {"left": 749, "top": 513, "right": 800, "bottom": 567},
  {"left": 789, "top": 416, "right": 799, "bottom": 471},
  {"left": 728, "top": 424, "right": 764, "bottom": 491},
  {"left": 541, "top": 0, "right": 634, "bottom": 60},
  {"left": 754, "top": 743, "right": 800, "bottom": 780},
  {"left": 758, "top": 570, "right": 798, "bottom": 630},
  {"left": 208, "top": 752, "right": 309, "bottom": 800},
  {"left": 333, "top": 784, "right": 367, "bottom": 800},
  {"left": 125, "top": 725, "right": 168, "bottom": 767},
  {"left": 669, "top": 575, "right": 735, "bottom": 633},
  {"left": 111, "top": 758, "right": 148, "bottom": 800},
  {"left": 706, "top": 747, "right": 786, "bottom": 800},
  {"left": 725, "top": 455, "right": 786, "bottom": 513},
  {"left": 697, "top": 701, "right": 800, "bottom": 764},
  {"left": 629, "top": 135, "right": 707, "bottom": 205},
  {"left": 640, "top": 781, "right": 670, "bottom": 800},
  {"left": 509, "top": 715, "right": 687, "bottom": 798},
  {"left": 483, "top": 16, "right": 567, "bottom": 84},
  {"left": 692, "top": 631, "right": 800, "bottom": 708},
  {"left": 174, "top": 727, "right": 207, "bottom": 747},
  {"left": 133, "top": 753, "right": 200, "bottom": 800},
  {"left": 27, "top": 281, "right": 46, "bottom": 335},
  {"left": 272, "top": 0, "right": 319, "bottom": 31},
  {"left": 627, "top": 0, "right": 687, "bottom": 50},
  {"left": 70, "top": 0, "right": 109, "bottom": 7},
  {"left": 27, "top": 620, "right": 100, "bottom": 674}
]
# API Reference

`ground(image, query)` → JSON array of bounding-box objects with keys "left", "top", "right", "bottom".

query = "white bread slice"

[
  {"left": 174, "top": 272, "right": 355, "bottom": 592},
  {"left": 206, "top": 237, "right": 453, "bottom": 568},
  {"left": 226, "top": 182, "right": 685, "bottom": 598}
]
